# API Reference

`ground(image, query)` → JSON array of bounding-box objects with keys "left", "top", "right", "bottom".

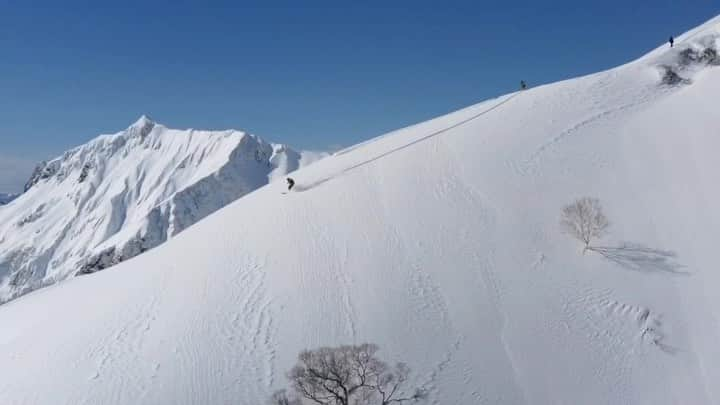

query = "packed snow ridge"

[
  {"left": 1, "top": 14, "right": 720, "bottom": 405},
  {"left": 0, "top": 116, "right": 324, "bottom": 303}
]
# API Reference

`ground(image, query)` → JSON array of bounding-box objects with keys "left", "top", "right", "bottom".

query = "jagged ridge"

[{"left": 0, "top": 117, "right": 323, "bottom": 303}]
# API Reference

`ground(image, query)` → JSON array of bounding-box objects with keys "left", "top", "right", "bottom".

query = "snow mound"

[
  {"left": 0, "top": 118, "right": 324, "bottom": 303},
  {"left": 1, "top": 14, "right": 720, "bottom": 405}
]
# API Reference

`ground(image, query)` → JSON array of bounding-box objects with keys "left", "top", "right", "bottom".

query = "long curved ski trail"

[{"left": 295, "top": 92, "right": 520, "bottom": 192}]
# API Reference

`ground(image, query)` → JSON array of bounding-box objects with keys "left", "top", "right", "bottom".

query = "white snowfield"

[
  {"left": 0, "top": 116, "right": 320, "bottom": 303},
  {"left": 1, "top": 16, "right": 720, "bottom": 405}
]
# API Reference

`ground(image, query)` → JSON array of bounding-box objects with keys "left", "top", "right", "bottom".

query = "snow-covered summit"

[
  {"left": 0, "top": 118, "right": 323, "bottom": 303},
  {"left": 130, "top": 114, "right": 154, "bottom": 128},
  {"left": 1, "top": 15, "right": 720, "bottom": 405}
]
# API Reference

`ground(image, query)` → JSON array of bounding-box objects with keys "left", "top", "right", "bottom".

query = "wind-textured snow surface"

[
  {"left": 0, "top": 116, "right": 322, "bottom": 303},
  {"left": 1, "top": 16, "right": 720, "bottom": 405}
]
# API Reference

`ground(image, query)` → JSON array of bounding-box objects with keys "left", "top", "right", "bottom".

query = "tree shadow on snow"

[{"left": 588, "top": 243, "right": 689, "bottom": 275}]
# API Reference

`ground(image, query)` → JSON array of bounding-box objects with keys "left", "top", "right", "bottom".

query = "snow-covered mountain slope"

[
  {"left": 0, "top": 116, "right": 323, "bottom": 303},
  {"left": 0, "top": 193, "right": 18, "bottom": 205},
  {"left": 1, "top": 16, "right": 720, "bottom": 405}
]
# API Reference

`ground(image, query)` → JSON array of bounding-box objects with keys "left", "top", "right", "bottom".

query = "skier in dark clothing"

[
  {"left": 669, "top": 36, "right": 674, "bottom": 48},
  {"left": 286, "top": 177, "right": 295, "bottom": 191},
  {"left": 520, "top": 80, "right": 527, "bottom": 90}
]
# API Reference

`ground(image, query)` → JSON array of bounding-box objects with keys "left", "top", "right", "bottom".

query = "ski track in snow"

[
  {"left": 437, "top": 133, "right": 530, "bottom": 404},
  {"left": 331, "top": 239, "right": 358, "bottom": 342},
  {"left": 297, "top": 93, "right": 521, "bottom": 195},
  {"left": 332, "top": 93, "right": 519, "bottom": 159},
  {"left": 426, "top": 143, "right": 533, "bottom": 403},
  {"left": 310, "top": 218, "right": 358, "bottom": 342},
  {"left": 474, "top": 252, "right": 529, "bottom": 405},
  {"left": 408, "top": 262, "right": 462, "bottom": 404},
  {"left": 80, "top": 291, "right": 162, "bottom": 404},
  {"left": 218, "top": 256, "right": 276, "bottom": 400},
  {"left": 510, "top": 85, "right": 671, "bottom": 177}
]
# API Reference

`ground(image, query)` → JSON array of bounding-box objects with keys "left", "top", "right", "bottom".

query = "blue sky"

[{"left": 0, "top": 0, "right": 717, "bottom": 191}]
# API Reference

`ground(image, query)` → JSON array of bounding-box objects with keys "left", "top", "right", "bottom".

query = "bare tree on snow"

[
  {"left": 270, "top": 343, "right": 425, "bottom": 405},
  {"left": 560, "top": 197, "right": 610, "bottom": 252}
]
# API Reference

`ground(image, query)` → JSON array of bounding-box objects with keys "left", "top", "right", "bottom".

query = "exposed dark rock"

[
  {"left": 78, "top": 163, "right": 93, "bottom": 183},
  {"left": 24, "top": 160, "right": 61, "bottom": 192}
]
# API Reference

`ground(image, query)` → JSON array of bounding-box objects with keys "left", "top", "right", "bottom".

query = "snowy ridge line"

[
  {"left": 297, "top": 92, "right": 520, "bottom": 191},
  {"left": 332, "top": 131, "right": 396, "bottom": 157},
  {"left": 341, "top": 93, "right": 520, "bottom": 167},
  {"left": 333, "top": 93, "right": 520, "bottom": 158},
  {"left": 677, "top": 16, "right": 720, "bottom": 43}
]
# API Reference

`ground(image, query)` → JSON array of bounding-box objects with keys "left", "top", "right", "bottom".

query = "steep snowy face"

[
  {"left": 0, "top": 117, "right": 321, "bottom": 303},
  {"left": 1, "top": 15, "right": 720, "bottom": 405}
]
